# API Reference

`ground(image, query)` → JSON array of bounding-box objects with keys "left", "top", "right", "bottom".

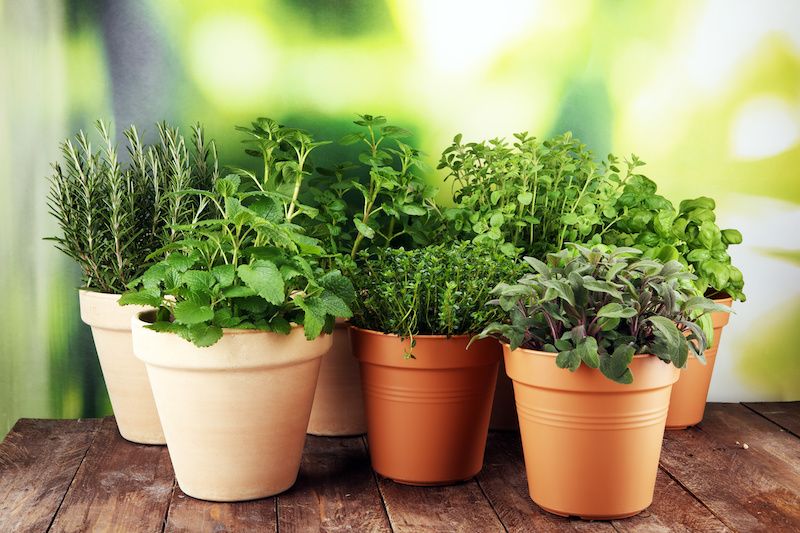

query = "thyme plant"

[
  {"left": 349, "top": 242, "right": 523, "bottom": 354},
  {"left": 47, "top": 121, "right": 218, "bottom": 293}
]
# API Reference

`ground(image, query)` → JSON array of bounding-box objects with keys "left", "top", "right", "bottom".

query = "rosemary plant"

[{"left": 47, "top": 121, "right": 218, "bottom": 293}]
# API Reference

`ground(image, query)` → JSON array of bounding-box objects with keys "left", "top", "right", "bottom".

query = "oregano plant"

[
  {"left": 119, "top": 174, "right": 355, "bottom": 347},
  {"left": 477, "top": 245, "right": 730, "bottom": 383}
]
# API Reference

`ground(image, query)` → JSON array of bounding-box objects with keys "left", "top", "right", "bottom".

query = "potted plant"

[
  {"left": 46, "top": 121, "right": 217, "bottom": 444},
  {"left": 477, "top": 244, "right": 728, "bottom": 519},
  {"left": 438, "top": 131, "right": 618, "bottom": 429},
  {"left": 122, "top": 172, "right": 355, "bottom": 501},
  {"left": 348, "top": 241, "right": 520, "bottom": 485},
  {"left": 291, "top": 114, "right": 437, "bottom": 436},
  {"left": 596, "top": 176, "right": 746, "bottom": 428}
]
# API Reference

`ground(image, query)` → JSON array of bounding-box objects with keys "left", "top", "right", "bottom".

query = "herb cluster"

[
  {"left": 47, "top": 121, "right": 217, "bottom": 293},
  {"left": 437, "top": 131, "right": 745, "bottom": 301},
  {"left": 120, "top": 175, "right": 355, "bottom": 346},
  {"left": 304, "top": 114, "right": 440, "bottom": 260},
  {"left": 478, "top": 245, "right": 729, "bottom": 383},
  {"left": 349, "top": 242, "right": 523, "bottom": 344}
]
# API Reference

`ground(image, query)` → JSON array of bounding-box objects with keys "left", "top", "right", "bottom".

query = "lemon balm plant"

[
  {"left": 123, "top": 172, "right": 354, "bottom": 502},
  {"left": 120, "top": 174, "right": 355, "bottom": 345},
  {"left": 477, "top": 245, "right": 729, "bottom": 519},
  {"left": 46, "top": 120, "right": 218, "bottom": 445}
]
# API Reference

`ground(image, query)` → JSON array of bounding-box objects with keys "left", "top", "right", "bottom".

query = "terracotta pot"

[
  {"left": 307, "top": 322, "right": 366, "bottom": 436},
  {"left": 666, "top": 296, "right": 734, "bottom": 430},
  {"left": 505, "top": 345, "right": 679, "bottom": 520},
  {"left": 78, "top": 290, "right": 164, "bottom": 445},
  {"left": 351, "top": 327, "right": 500, "bottom": 485},
  {"left": 131, "top": 311, "right": 330, "bottom": 502},
  {"left": 489, "top": 357, "right": 519, "bottom": 430}
]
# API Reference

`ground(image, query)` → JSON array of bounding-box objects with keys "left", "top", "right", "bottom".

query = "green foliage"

[
  {"left": 120, "top": 174, "right": 355, "bottom": 346},
  {"left": 601, "top": 177, "right": 745, "bottom": 301},
  {"left": 438, "top": 130, "right": 746, "bottom": 301},
  {"left": 348, "top": 242, "right": 524, "bottom": 346},
  {"left": 437, "top": 131, "right": 621, "bottom": 257},
  {"left": 303, "top": 114, "right": 440, "bottom": 260},
  {"left": 47, "top": 121, "right": 218, "bottom": 293},
  {"left": 478, "top": 245, "right": 730, "bottom": 383}
]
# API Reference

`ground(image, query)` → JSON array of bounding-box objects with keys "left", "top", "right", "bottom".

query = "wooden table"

[{"left": 1, "top": 402, "right": 798, "bottom": 532}]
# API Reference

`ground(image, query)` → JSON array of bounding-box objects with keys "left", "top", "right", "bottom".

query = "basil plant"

[{"left": 478, "top": 245, "right": 730, "bottom": 383}]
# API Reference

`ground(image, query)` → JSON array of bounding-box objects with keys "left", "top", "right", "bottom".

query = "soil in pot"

[
  {"left": 307, "top": 322, "right": 366, "bottom": 436},
  {"left": 351, "top": 327, "right": 500, "bottom": 485},
  {"left": 666, "top": 296, "right": 734, "bottom": 430},
  {"left": 78, "top": 290, "right": 165, "bottom": 445},
  {"left": 505, "top": 344, "right": 679, "bottom": 520},
  {"left": 131, "top": 311, "right": 330, "bottom": 502}
]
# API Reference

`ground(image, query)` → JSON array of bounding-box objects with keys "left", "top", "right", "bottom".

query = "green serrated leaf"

[
  {"left": 238, "top": 260, "right": 285, "bottom": 305},
  {"left": 173, "top": 300, "right": 214, "bottom": 325}
]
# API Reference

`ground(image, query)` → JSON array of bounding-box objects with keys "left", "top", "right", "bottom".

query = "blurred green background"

[{"left": 2, "top": 0, "right": 799, "bottom": 438}]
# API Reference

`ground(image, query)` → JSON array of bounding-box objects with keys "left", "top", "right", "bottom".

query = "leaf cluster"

[
  {"left": 437, "top": 132, "right": 621, "bottom": 257},
  {"left": 47, "top": 121, "right": 218, "bottom": 293},
  {"left": 348, "top": 241, "right": 524, "bottom": 348},
  {"left": 601, "top": 177, "right": 745, "bottom": 300},
  {"left": 303, "top": 114, "right": 441, "bottom": 260},
  {"left": 478, "top": 245, "right": 730, "bottom": 383},
  {"left": 119, "top": 174, "right": 355, "bottom": 347}
]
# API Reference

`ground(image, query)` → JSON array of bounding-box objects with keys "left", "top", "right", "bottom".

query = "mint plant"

[
  {"left": 348, "top": 242, "right": 523, "bottom": 355},
  {"left": 120, "top": 175, "right": 355, "bottom": 347},
  {"left": 305, "top": 114, "right": 439, "bottom": 259},
  {"left": 477, "top": 245, "right": 730, "bottom": 383},
  {"left": 47, "top": 121, "right": 218, "bottom": 293}
]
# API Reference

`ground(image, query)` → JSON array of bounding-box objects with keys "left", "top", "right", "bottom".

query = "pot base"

[
  {"left": 665, "top": 424, "right": 691, "bottom": 431},
  {"left": 383, "top": 473, "right": 476, "bottom": 487},
  {"left": 538, "top": 503, "right": 644, "bottom": 521},
  {"left": 179, "top": 480, "right": 295, "bottom": 503}
]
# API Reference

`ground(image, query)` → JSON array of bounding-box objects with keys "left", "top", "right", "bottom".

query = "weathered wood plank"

[
  {"left": 278, "top": 436, "right": 390, "bottom": 532},
  {"left": 49, "top": 417, "right": 174, "bottom": 533},
  {"left": 0, "top": 418, "right": 100, "bottom": 533},
  {"left": 476, "top": 432, "right": 613, "bottom": 532},
  {"left": 660, "top": 410, "right": 800, "bottom": 532},
  {"left": 744, "top": 401, "right": 800, "bottom": 438},
  {"left": 377, "top": 477, "right": 505, "bottom": 533},
  {"left": 612, "top": 469, "right": 731, "bottom": 533},
  {"left": 164, "top": 488, "right": 276, "bottom": 533}
]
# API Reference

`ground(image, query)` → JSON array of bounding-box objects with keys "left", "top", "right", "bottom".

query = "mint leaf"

[{"left": 238, "top": 260, "right": 284, "bottom": 305}]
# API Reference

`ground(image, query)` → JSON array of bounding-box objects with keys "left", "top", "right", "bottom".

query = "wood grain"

[
  {"left": 612, "top": 469, "right": 731, "bottom": 533},
  {"left": 660, "top": 416, "right": 800, "bottom": 532},
  {"left": 0, "top": 418, "right": 100, "bottom": 533},
  {"left": 278, "top": 436, "right": 390, "bottom": 532},
  {"left": 49, "top": 417, "right": 174, "bottom": 533},
  {"left": 744, "top": 401, "right": 800, "bottom": 438},
  {"left": 164, "top": 487, "right": 276, "bottom": 533},
  {"left": 476, "top": 432, "right": 614, "bottom": 532}
]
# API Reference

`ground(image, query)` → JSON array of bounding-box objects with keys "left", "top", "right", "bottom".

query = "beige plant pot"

[
  {"left": 307, "top": 322, "right": 366, "bottom": 436},
  {"left": 131, "top": 311, "right": 331, "bottom": 502},
  {"left": 78, "top": 290, "right": 164, "bottom": 445}
]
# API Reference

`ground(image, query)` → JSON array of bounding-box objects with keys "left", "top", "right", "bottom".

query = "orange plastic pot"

[
  {"left": 505, "top": 345, "right": 679, "bottom": 520},
  {"left": 666, "top": 296, "right": 733, "bottom": 429},
  {"left": 307, "top": 321, "right": 366, "bottom": 436},
  {"left": 351, "top": 327, "right": 500, "bottom": 485}
]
